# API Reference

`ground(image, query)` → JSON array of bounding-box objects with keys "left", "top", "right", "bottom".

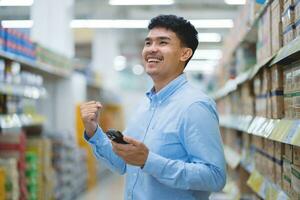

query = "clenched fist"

[{"left": 80, "top": 101, "right": 102, "bottom": 137}]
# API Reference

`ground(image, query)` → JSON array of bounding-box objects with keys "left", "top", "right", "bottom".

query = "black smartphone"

[{"left": 105, "top": 129, "right": 128, "bottom": 144}]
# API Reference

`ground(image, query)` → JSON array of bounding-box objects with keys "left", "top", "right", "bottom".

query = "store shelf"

[
  {"left": 212, "top": 55, "right": 274, "bottom": 100},
  {"left": 220, "top": 115, "right": 254, "bottom": 132},
  {"left": 271, "top": 36, "right": 300, "bottom": 65},
  {"left": 0, "top": 50, "right": 72, "bottom": 78},
  {"left": 0, "top": 113, "right": 45, "bottom": 133},
  {"left": 224, "top": 145, "right": 241, "bottom": 169},
  {"left": 220, "top": 115, "right": 300, "bottom": 147},
  {"left": 222, "top": 179, "right": 241, "bottom": 200},
  {"left": 0, "top": 82, "right": 46, "bottom": 99},
  {"left": 224, "top": 145, "right": 289, "bottom": 200},
  {"left": 247, "top": 170, "right": 289, "bottom": 200},
  {"left": 228, "top": 1, "right": 272, "bottom": 59}
]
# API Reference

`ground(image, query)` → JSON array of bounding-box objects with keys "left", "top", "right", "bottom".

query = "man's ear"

[{"left": 180, "top": 48, "right": 193, "bottom": 62}]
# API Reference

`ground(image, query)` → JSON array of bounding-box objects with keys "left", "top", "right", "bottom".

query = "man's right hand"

[{"left": 80, "top": 101, "right": 102, "bottom": 138}]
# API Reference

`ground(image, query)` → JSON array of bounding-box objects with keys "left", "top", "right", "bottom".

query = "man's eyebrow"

[
  {"left": 144, "top": 36, "right": 171, "bottom": 41},
  {"left": 158, "top": 37, "right": 171, "bottom": 40}
]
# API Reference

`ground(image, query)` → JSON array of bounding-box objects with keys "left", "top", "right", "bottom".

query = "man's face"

[{"left": 142, "top": 27, "right": 186, "bottom": 80}]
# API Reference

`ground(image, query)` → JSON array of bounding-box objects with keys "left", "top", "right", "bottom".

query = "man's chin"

[{"left": 145, "top": 69, "right": 158, "bottom": 76}]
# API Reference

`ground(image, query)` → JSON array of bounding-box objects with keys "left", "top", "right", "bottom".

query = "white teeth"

[{"left": 147, "top": 57, "right": 162, "bottom": 63}]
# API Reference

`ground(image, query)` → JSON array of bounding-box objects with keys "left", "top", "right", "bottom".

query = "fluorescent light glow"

[
  {"left": 132, "top": 64, "right": 144, "bottom": 75},
  {"left": 109, "top": 0, "right": 174, "bottom": 5},
  {"left": 1, "top": 20, "right": 33, "bottom": 28},
  {"left": 71, "top": 19, "right": 233, "bottom": 29},
  {"left": 224, "top": 0, "right": 246, "bottom": 5},
  {"left": 0, "top": 0, "right": 33, "bottom": 6},
  {"left": 71, "top": 20, "right": 149, "bottom": 29},
  {"left": 114, "top": 56, "right": 127, "bottom": 71},
  {"left": 190, "top": 19, "right": 233, "bottom": 28},
  {"left": 193, "top": 49, "right": 222, "bottom": 60},
  {"left": 185, "top": 60, "right": 217, "bottom": 74},
  {"left": 0, "top": 19, "right": 233, "bottom": 29},
  {"left": 198, "top": 33, "right": 221, "bottom": 43}
]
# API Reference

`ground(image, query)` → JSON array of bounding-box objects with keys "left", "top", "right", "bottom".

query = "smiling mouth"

[{"left": 146, "top": 57, "right": 163, "bottom": 63}]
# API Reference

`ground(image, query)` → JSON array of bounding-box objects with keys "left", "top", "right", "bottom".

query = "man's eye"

[
  {"left": 160, "top": 41, "right": 167, "bottom": 45},
  {"left": 145, "top": 41, "right": 151, "bottom": 46}
]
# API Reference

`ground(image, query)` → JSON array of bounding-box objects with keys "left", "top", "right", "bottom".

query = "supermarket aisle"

[
  {"left": 78, "top": 170, "right": 230, "bottom": 200},
  {"left": 78, "top": 171, "right": 125, "bottom": 200}
]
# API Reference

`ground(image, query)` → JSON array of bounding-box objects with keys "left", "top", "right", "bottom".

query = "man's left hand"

[{"left": 111, "top": 136, "right": 149, "bottom": 167}]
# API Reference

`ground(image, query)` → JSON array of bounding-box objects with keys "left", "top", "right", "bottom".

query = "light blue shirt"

[{"left": 85, "top": 73, "right": 226, "bottom": 200}]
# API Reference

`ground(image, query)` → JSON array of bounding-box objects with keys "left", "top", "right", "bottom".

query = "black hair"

[{"left": 148, "top": 14, "right": 198, "bottom": 66}]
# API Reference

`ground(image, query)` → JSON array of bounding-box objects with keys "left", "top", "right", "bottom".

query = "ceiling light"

[
  {"left": 198, "top": 33, "right": 221, "bottom": 43},
  {"left": 1, "top": 20, "right": 33, "bottom": 28},
  {"left": 0, "top": 0, "right": 33, "bottom": 6},
  {"left": 192, "top": 49, "right": 222, "bottom": 60},
  {"left": 109, "top": 0, "right": 174, "bottom": 5},
  {"left": 132, "top": 64, "right": 144, "bottom": 75},
  {"left": 114, "top": 56, "right": 127, "bottom": 71},
  {"left": 0, "top": 19, "right": 233, "bottom": 29},
  {"left": 71, "top": 20, "right": 148, "bottom": 29},
  {"left": 184, "top": 60, "right": 217, "bottom": 74},
  {"left": 190, "top": 19, "right": 233, "bottom": 28},
  {"left": 224, "top": 0, "right": 246, "bottom": 5},
  {"left": 71, "top": 19, "right": 233, "bottom": 29}
]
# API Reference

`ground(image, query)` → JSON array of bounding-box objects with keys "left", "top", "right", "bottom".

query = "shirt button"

[{"left": 133, "top": 173, "right": 137, "bottom": 176}]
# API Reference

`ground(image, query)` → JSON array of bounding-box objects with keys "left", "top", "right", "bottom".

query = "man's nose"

[{"left": 148, "top": 43, "right": 158, "bottom": 53}]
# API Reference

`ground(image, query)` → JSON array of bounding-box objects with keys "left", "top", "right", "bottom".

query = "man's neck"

[{"left": 153, "top": 73, "right": 183, "bottom": 93}]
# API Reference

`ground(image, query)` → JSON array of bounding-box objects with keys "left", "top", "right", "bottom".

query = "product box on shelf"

[
  {"left": 291, "top": 164, "right": 300, "bottom": 195},
  {"left": 267, "top": 93, "right": 273, "bottom": 118},
  {"left": 254, "top": 73, "right": 263, "bottom": 96},
  {"left": 247, "top": 0, "right": 263, "bottom": 24},
  {"left": 275, "top": 142, "right": 285, "bottom": 160},
  {"left": 283, "top": 157, "right": 292, "bottom": 194},
  {"left": 257, "top": 6, "right": 272, "bottom": 62},
  {"left": 282, "top": 2, "right": 295, "bottom": 29},
  {"left": 271, "top": 64, "right": 284, "bottom": 91},
  {"left": 293, "top": 146, "right": 300, "bottom": 166},
  {"left": 284, "top": 0, "right": 295, "bottom": 11},
  {"left": 4, "top": 28, "right": 36, "bottom": 61},
  {"left": 285, "top": 144, "right": 294, "bottom": 161},
  {"left": 0, "top": 167, "right": 5, "bottom": 200},
  {"left": 272, "top": 0, "right": 284, "bottom": 54},
  {"left": 283, "top": 24, "right": 296, "bottom": 45},
  {"left": 284, "top": 67, "right": 294, "bottom": 92},
  {"left": 0, "top": 158, "right": 19, "bottom": 200},
  {"left": 271, "top": 90, "right": 285, "bottom": 118},
  {"left": 296, "top": 0, "right": 300, "bottom": 20},
  {"left": 294, "top": 91, "right": 300, "bottom": 119},
  {"left": 0, "top": 27, "right": 4, "bottom": 51},
  {"left": 284, "top": 92, "right": 294, "bottom": 118},
  {"left": 276, "top": 160, "right": 283, "bottom": 187},
  {"left": 263, "top": 67, "right": 272, "bottom": 93},
  {"left": 264, "top": 139, "right": 276, "bottom": 181},
  {"left": 296, "top": 18, "right": 300, "bottom": 37}
]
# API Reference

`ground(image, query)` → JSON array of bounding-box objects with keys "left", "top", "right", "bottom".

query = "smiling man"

[{"left": 80, "top": 15, "right": 226, "bottom": 200}]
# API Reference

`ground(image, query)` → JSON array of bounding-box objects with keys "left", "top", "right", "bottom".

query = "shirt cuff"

[
  {"left": 84, "top": 125, "right": 108, "bottom": 146},
  {"left": 141, "top": 151, "right": 168, "bottom": 176}
]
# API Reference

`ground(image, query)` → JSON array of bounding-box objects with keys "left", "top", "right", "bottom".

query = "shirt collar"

[{"left": 146, "top": 73, "right": 187, "bottom": 103}]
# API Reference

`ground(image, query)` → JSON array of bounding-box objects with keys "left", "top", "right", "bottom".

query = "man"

[{"left": 80, "top": 15, "right": 226, "bottom": 200}]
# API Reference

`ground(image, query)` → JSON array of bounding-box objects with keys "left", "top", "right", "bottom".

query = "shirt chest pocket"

[{"left": 146, "top": 129, "right": 187, "bottom": 160}]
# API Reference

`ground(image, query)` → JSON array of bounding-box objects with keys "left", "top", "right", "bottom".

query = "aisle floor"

[
  {"left": 78, "top": 170, "right": 231, "bottom": 200},
  {"left": 78, "top": 171, "right": 125, "bottom": 200}
]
